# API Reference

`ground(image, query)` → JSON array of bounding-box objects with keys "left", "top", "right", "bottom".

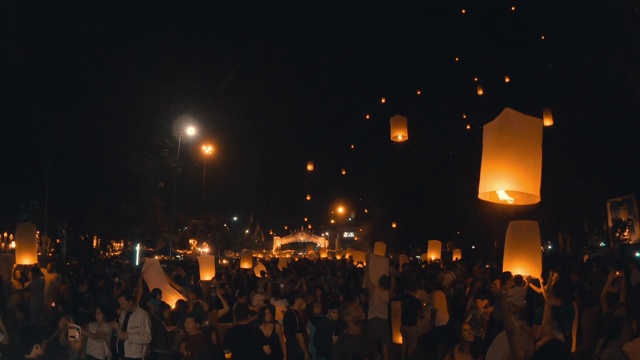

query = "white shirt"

[{"left": 430, "top": 289, "right": 449, "bottom": 326}]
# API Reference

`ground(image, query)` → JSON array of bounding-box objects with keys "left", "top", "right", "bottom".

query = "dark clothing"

[
  {"left": 314, "top": 317, "right": 341, "bottom": 358},
  {"left": 223, "top": 322, "right": 268, "bottom": 359},
  {"left": 180, "top": 332, "right": 211, "bottom": 360},
  {"left": 214, "top": 293, "right": 235, "bottom": 324},
  {"left": 400, "top": 293, "right": 422, "bottom": 327},
  {"left": 283, "top": 308, "right": 308, "bottom": 360},
  {"left": 260, "top": 325, "right": 284, "bottom": 359},
  {"left": 331, "top": 330, "right": 377, "bottom": 360}
]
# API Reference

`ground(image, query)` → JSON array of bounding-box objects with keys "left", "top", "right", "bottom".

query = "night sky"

[{"left": 2, "top": 2, "right": 639, "bottom": 254}]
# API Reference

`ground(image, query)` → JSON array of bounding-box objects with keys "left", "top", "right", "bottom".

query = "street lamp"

[
  {"left": 335, "top": 205, "right": 345, "bottom": 251},
  {"left": 201, "top": 143, "right": 215, "bottom": 213},
  {"left": 169, "top": 125, "right": 197, "bottom": 262}
]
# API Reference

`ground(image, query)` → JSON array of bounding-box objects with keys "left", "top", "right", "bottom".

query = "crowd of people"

[{"left": 0, "top": 246, "right": 639, "bottom": 359}]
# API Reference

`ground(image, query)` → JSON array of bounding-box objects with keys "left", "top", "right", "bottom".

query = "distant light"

[
  {"left": 511, "top": 6, "right": 515, "bottom": 11},
  {"left": 341, "top": 169, "right": 347, "bottom": 175},
  {"left": 636, "top": 252, "right": 640, "bottom": 257},
  {"left": 365, "top": 114, "right": 370, "bottom": 119},
  {"left": 455, "top": 57, "right": 460, "bottom": 62},
  {"left": 350, "top": 144, "right": 355, "bottom": 149},
  {"left": 304, "top": 217, "right": 308, "bottom": 222},
  {"left": 504, "top": 75, "right": 510, "bottom": 83},
  {"left": 473, "top": 77, "right": 478, "bottom": 82},
  {"left": 541, "top": 35, "right": 545, "bottom": 40},
  {"left": 600, "top": 242, "right": 606, "bottom": 247},
  {"left": 466, "top": 124, "right": 471, "bottom": 130},
  {"left": 461, "top": 9, "right": 466, "bottom": 14},
  {"left": 417, "top": 89, "right": 421, "bottom": 95},
  {"left": 185, "top": 126, "right": 197, "bottom": 136},
  {"left": 471, "top": 245, "right": 476, "bottom": 249},
  {"left": 548, "top": 245, "right": 552, "bottom": 249},
  {"left": 381, "top": 97, "right": 386, "bottom": 104},
  {"left": 135, "top": 243, "right": 141, "bottom": 266},
  {"left": 462, "top": 113, "right": 467, "bottom": 119}
]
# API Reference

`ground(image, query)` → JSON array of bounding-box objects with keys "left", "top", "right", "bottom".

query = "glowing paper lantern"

[
  {"left": 307, "top": 244, "right": 315, "bottom": 254},
  {"left": 254, "top": 261, "right": 267, "bottom": 277},
  {"left": 427, "top": 240, "right": 442, "bottom": 261},
  {"left": 453, "top": 248, "right": 462, "bottom": 261},
  {"left": 373, "top": 242, "right": 387, "bottom": 256},
  {"left": 503, "top": 221, "right": 543, "bottom": 278},
  {"left": 351, "top": 249, "right": 367, "bottom": 266},
  {"left": 476, "top": 85, "right": 484, "bottom": 95},
  {"left": 391, "top": 300, "right": 403, "bottom": 344},
  {"left": 543, "top": 108, "right": 554, "bottom": 126},
  {"left": 319, "top": 248, "right": 328, "bottom": 258},
  {"left": 390, "top": 114, "right": 409, "bottom": 142},
  {"left": 198, "top": 255, "right": 216, "bottom": 282},
  {"left": 240, "top": 250, "right": 253, "bottom": 269},
  {"left": 504, "top": 75, "right": 510, "bottom": 83},
  {"left": 306, "top": 194, "right": 311, "bottom": 201},
  {"left": 141, "top": 258, "right": 186, "bottom": 308},
  {"left": 15, "top": 222, "right": 38, "bottom": 265},
  {"left": 306, "top": 161, "right": 314, "bottom": 171},
  {"left": 478, "top": 107, "right": 543, "bottom": 205},
  {"left": 367, "top": 253, "right": 389, "bottom": 286}
]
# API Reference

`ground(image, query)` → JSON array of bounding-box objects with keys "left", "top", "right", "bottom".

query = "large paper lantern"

[
  {"left": 453, "top": 248, "right": 462, "bottom": 261},
  {"left": 427, "top": 240, "right": 442, "bottom": 261},
  {"left": 503, "top": 220, "right": 543, "bottom": 278},
  {"left": 390, "top": 114, "right": 409, "bottom": 142},
  {"left": 198, "top": 255, "right": 216, "bottom": 282},
  {"left": 240, "top": 250, "right": 253, "bottom": 269},
  {"left": 478, "top": 107, "right": 543, "bottom": 205},
  {"left": 373, "top": 242, "right": 387, "bottom": 256},
  {"left": 254, "top": 261, "right": 267, "bottom": 277},
  {"left": 351, "top": 249, "right": 367, "bottom": 266},
  {"left": 543, "top": 108, "right": 554, "bottom": 126},
  {"left": 391, "top": 300, "right": 403, "bottom": 344},
  {"left": 319, "top": 248, "right": 328, "bottom": 258},
  {"left": 278, "top": 257, "right": 288, "bottom": 271},
  {"left": 15, "top": 222, "right": 38, "bottom": 265},
  {"left": 141, "top": 258, "right": 186, "bottom": 308}
]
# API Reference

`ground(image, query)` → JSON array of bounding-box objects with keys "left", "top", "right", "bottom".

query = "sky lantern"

[
  {"left": 504, "top": 75, "right": 510, "bottom": 83},
  {"left": 240, "top": 249, "right": 253, "bottom": 269},
  {"left": 391, "top": 221, "right": 397, "bottom": 228},
  {"left": 391, "top": 300, "right": 403, "bottom": 344},
  {"left": 141, "top": 258, "right": 186, "bottom": 308},
  {"left": 198, "top": 255, "right": 216, "bottom": 282},
  {"left": 254, "top": 261, "right": 267, "bottom": 277},
  {"left": 306, "top": 161, "right": 314, "bottom": 171},
  {"left": 476, "top": 85, "right": 484, "bottom": 95},
  {"left": 381, "top": 97, "right": 386, "bottom": 104},
  {"left": 466, "top": 124, "right": 471, "bottom": 130},
  {"left": 390, "top": 114, "right": 409, "bottom": 142},
  {"left": 427, "top": 240, "right": 442, "bottom": 261},
  {"left": 503, "top": 221, "right": 543, "bottom": 278},
  {"left": 373, "top": 242, "right": 387, "bottom": 256},
  {"left": 278, "top": 257, "right": 288, "bottom": 270},
  {"left": 15, "top": 222, "right": 38, "bottom": 265},
  {"left": 306, "top": 194, "right": 311, "bottom": 201},
  {"left": 341, "top": 169, "right": 347, "bottom": 175},
  {"left": 478, "top": 107, "right": 543, "bottom": 205},
  {"left": 453, "top": 248, "right": 462, "bottom": 261},
  {"left": 543, "top": 108, "right": 554, "bottom": 126},
  {"left": 416, "top": 89, "right": 421, "bottom": 95},
  {"left": 319, "top": 248, "right": 328, "bottom": 258},
  {"left": 365, "top": 114, "right": 370, "bottom": 119}
]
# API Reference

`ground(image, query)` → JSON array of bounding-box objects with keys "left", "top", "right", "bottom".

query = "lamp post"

[
  {"left": 169, "top": 125, "right": 197, "bottom": 263},
  {"left": 336, "top": 205, "right": 345, "bottom": 251},
  {"left": 201, "top": 144, "right": 214, "bottom": 214}
]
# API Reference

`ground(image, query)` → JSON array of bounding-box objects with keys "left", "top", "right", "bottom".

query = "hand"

[{"left": 117, "top": 331, "right": 129, "bottom": 340}]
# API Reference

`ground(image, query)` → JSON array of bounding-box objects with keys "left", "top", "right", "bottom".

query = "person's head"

[
  {"left": 327, "top": 300, "right": 341, "bottom": 321},
  {"left": 459, "top": 322, "right": 475, "bottom": 344},
  {"left": 285, "top": 290, "right": 307, "bottom": 310},
  {"left": 150, "top": 288, "right": 162, "bottom": 301},
  {"left": 160, "top": 302, "right": 172, "bottom": 320},
  {"left": 513, "top": 274, "right": 524, "bottom": 287},
  {"left": 118, "top": 290, "right": 137, "bottom": 312},
  {"left": 500, "top": 271, "right": 514, "bottom": 289},
  {"left": 236, "top": 288, "right": 248, "bottom": 303},
  {"left": 257, "top": 304, "right": 276, "bottom": 325},
  {"left": 234, "top": 302, "right": 251, "bottom": 322},
  {"left": 18, "top": 325, "right": 46, "bottom": 358},
  {"left": 184, "top": 312, "right": 202, "bottom": 335},
  {"left": 46, "top": 262, "right": 56, "bottom": 273},
  {"left": 338, "top": 300, "right": 365, "bottom": 327},
  {"left": 13, "top": 267, "right": 22, "bottom": 280},
  {"left": 95, "top": 304, "right": 116, "bottom": 323}
]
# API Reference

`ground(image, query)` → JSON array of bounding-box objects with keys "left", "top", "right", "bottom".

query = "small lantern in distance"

[
  {"left": 306, "top": 161, "right": 314, "bottom": 171},
  {"left": 240, "top": 250, "right": 253, "bottom": 269},
  {"left": 543, "top": 108, "right": 554, "bottom": 126},
  {"left": 390, "top": 114, "right": 409, "bottom": 142},
  {"left": 374, "top": 242, "right": 387, "bottom": 256},
  {"left": 427, "top": 240, "right": 442, "bottom": 261},
  {"left": 453, "top": 248, "right": 462, "bottom": 261},
  {"left": 476, "top": 85, "right": 484, "bottom": 95}
]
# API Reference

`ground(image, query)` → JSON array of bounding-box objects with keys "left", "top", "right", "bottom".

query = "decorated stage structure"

[{"left": 272, "top": 229, "right": 329, "bottom": 254}]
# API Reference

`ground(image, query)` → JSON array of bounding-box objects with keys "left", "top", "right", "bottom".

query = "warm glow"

[
  {"left": 496, "top": 190, "right": 515, "bottom": 204},
  {"left": 503, "top": 221, "right": 543, "bottom": 278},
  {"left": 541, "top": 35, "right": 545, "bottom": 40},
  {"left": 391, "top": 300, "right": 403, "bottom": 344},
  {"left": 350, "top": 144, "right": 355, "bottom": 149},
  {"left": 304, "top": 217, "right": 308, "bottom": 222},
  {"left": 427, "top": 240, "right": 442, "bottom": 261},
  {"left": 365, "top": 114, "right": 370, "bottom": 119},
  {"left": 254, "top": 261, "right": 267, "bottom": 277},
  {"left": 511, "top": 6, "right": 516, "bottom": 11},
  {"left": 308, "top": 224, "right": 312, "bottom": 229},
  {"left": 455, "top": 57, "right": 459, "bottom": 61},
  {"left": 341, "top": 169, "right": 346, "bottom": 175},
  {"left": 185, "top": 126, "right": 197, "bottom": 136},
  {"left": 198, "top": 255, "right": 216, "bottom": 281},
  {"left": 478, "top": 107, "right": 543, "bottom": 205},
  {"left": 466, "top": 124, "right": 471, "bottom": 130},
  {"left": 391, "top": 222, "right": 397, "bottom": 228},
  {"left": 504, "top": 75, "right": 510, "bottom": 83},
  {"left": 306, "top": 161, "right": 314, "bottom": 171},
  {"left": 364, "top": 208, "right": 368, "bottom": 213},
  {"left": 474, "top": 77, "right": 478, "bottom": 82},
  {"left": 543, "top": 108, "right": 554, "bottom": 126},
  {"left": 381, "top": 97, "right": 386, "bottom": 103},
  {"left": 390, "top": 114, "right": 409, "bottom": 142},
  {"left": 461, "top": 9, "right": 466, "bottom": 14},
  {"left": 201, "top": 144, "right": 214, "bottom": 156},
  {"left": 15, "top": 222, "right": 38, "bottom": 265},
  {"left": 462, "top": 113, "right": 467, "bottom": 119},
  {"left": 453, "top": 248, "right": 462, "bottom": 261},
  {"left": 306, "top": 194, "right": 311, "bottom": 201},
  {"left": 337, "top": 206, "right": 345, "bottom": 214},
  {"left": 476, "top": 85, "right": 484, "bottom": 95},
  {"left": 416, "top": 89, "right": 421, "bottom": 95},
  {"left": 284, "top": 225, "right": 288, "bottom": 230},
  {"left": 240, "top": 250, "right": 253, "bottom": 269}
]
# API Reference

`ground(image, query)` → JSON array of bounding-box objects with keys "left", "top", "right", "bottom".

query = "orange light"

[
  {"left": 462, "top": 113, "right": 467, "bottom": 119},
  {"left": 392, "top": 222, "right": 397, "bottom": 228},
  {"left": 306, "top": 194, "right": 311, "bottom": 201},
  {"left": 365, "top": 114, "right": 370, "bottom": 119},
  {"left": 381, "top": 97, "right": 386, "bottom": 104},
  {"left": 466, "top": 124, "right": 471, "bottom": 130},
  {"left": 455, "top": 57, "right": 459, "bottom": 62},
  {"left": 461, "top": 9, "right": 466, "bottom": 14},
  {"left": 350, "top": 144, "right": 355, "bottom": 149},
  {"left": 416, "top": 89, "right": 421, "bottom": 95},
  {"left": 511, "top": 6, "right": 516, "bottom": 11},
  {"left": 341, "top": 169, "right": 346, "bottom": 175},
  {"left": 504, "top": 75, "right": 510, "bottom": 83}
]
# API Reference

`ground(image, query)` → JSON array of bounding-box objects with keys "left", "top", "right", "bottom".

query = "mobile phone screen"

[{"left": 68, "top": 324, "right": 81, "bottom": 341}]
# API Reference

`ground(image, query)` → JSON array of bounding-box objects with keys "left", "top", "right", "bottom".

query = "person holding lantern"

[{"left": 611, "top": 204, "right": 637, "bottom": 244}]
